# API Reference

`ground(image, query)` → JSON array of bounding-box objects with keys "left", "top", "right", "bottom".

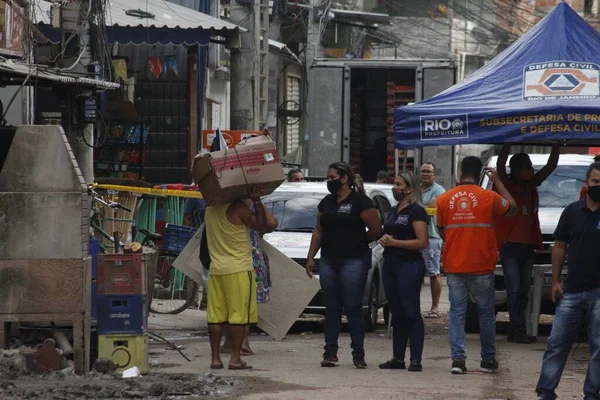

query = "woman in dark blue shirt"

[{"left": 378, "top": 171, "right": 429, "bottom": 372}]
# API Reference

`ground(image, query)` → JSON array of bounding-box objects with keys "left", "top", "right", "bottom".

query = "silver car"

[
  {"left": 262, "top": 182, "right": 391, "bottom": 332},
  {"left": 463, "top": 153, "right": 594, "bottom": 332}
]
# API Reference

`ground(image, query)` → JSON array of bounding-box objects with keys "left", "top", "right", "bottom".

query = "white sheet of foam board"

[
  {"left": 173, "top": 229, "right": 320, "bottom": 341},
  {"left": 258, "top": 240, "right": 320, "bottom": 341},
  {"left": 172, "top": 227, "right": 203, "bottom": 286}
]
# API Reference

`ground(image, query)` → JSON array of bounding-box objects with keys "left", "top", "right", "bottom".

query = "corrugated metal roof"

[
  {"left": 331, "top": 9, "right": 391, "bottom": 25},
  {"left": 263, "top": 37, "right": 302, "bottom": 64},
  {"left": 35, "top": 0, "right": 244, "bottom": 32},
  {"left": 0, "top": 59, "right": 120, "bottom": 89}
]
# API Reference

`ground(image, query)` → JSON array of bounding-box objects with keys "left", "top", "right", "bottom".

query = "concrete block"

[
  {"left": 0, "top": 125, "right": 86, "bottom": 193},
  {"left": 0, "top": 259, "right": 85, "bottom": 314},
  {"left": 0, "top": 192, "right": 86, "bottom": 259}
]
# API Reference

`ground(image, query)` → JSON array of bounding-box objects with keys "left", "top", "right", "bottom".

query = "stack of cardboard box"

[{"left": 192, "top": 134, "right": 285, "bottom": 205}]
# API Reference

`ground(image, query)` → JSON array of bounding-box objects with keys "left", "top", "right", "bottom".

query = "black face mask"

[
  {"left": 392, "top": 189, "right": 405, "bottom": 201},
  {"left": 327, "top": 179, "right": 343, "bottom": 194},
  {"left": 588, "top": 185, "right": 600, "bottom": 202}
]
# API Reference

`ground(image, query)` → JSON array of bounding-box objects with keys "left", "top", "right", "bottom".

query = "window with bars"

[{"left": 284, "top": 74, "right": 301, "bottom": 155}]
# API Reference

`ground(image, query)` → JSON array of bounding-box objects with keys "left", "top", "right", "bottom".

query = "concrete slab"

[
  {"left": 0, "top": 259, "right": 87, "bottom": 315},
  {"left": 0, "top": 125, "right": 85, "bottom": 193},
  {"left": 0, "top": 125, "right": 88, "bottom": 260},
  {"left": 0, "top": 193, "right": 88, "bottom": 260}
]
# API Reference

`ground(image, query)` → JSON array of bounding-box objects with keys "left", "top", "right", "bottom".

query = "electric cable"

[{"left": 148, "top": 331, "right": 192, "bottom": 362}]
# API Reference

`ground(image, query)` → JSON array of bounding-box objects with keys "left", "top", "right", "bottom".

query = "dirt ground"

[
  {"left": 144, "top": 280, "right": 590, "bottom": 400},
  {"left": 0, "top": 279, "right": 591, "bottom": 400},
  {"left": 147, "top": 317, "right": 589, "bottom": 400}
]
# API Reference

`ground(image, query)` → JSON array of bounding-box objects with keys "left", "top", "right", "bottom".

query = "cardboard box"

[
  {"left": 201, "top": 130, "right": 259, "bottom": 151},
  {"left": 192, "top": 135, "right": 285, "bottom": 206}
]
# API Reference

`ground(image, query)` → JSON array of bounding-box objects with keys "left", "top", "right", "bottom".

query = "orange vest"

[{"left": 436, "top": 185, "right": 510, "bottom": 275}]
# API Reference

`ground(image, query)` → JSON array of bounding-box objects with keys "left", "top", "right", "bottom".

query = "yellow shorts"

[{"left": 207, "top": 270, "right": 258, "bottom": 325}]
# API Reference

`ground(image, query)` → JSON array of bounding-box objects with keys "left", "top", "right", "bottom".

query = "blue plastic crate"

[
  {"left": 96, "top": 294, "right": 147, "bottom": 334},
  {"left": 160, "top": 224, "right": 198, "bottom": 253},
  {"left": 91, "top": 280, "right": 98, "bottom": 320},
  {"left": 89, "top": 239, "right": 101, "bottom": 278}
]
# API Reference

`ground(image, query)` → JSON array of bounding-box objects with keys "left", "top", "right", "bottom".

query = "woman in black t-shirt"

[
  {"left": 306, "top": 162, "right": 383, "bottom": 369},
  {"left": 377, "top": 171, "right": 429, "bottom": 372}
]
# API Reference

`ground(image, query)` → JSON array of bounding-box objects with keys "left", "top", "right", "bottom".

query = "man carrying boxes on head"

[
  {"left": 193, "top": 130, "right": 286, "bottom": 370},
  {"left": 204, "top": 186, "right": 269, "bottom": 370}
]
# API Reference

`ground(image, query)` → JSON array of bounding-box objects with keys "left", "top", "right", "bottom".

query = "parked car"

[
  {"left": 262, "top": 182, "right": 391, "bottom": 332},
  {"left": 464, "top": 153, "right": 594, "bottom": 332},
  {"left": 363, "top": 183, "right": 395, "bottom": 206}
]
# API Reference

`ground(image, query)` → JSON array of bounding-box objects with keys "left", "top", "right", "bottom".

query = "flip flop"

[
  {"left": 424, "top": 311, "right": 440, "bottom": 319},
  {"left": 241, "top": 348, "right": 255, "bottom": 356},
  {"left": 229, "top": 362, "right": 253, "bottom": 370},
  {"left": 210, "top": 362, "right": 224, "bottom": 370}
]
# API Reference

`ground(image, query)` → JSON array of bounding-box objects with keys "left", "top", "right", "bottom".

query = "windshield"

[
  {"left": 536, "top": 165, "right": 588, "bottom": 207},
  {"left": 262, "top": 193, "right": 323, "bottom": 231}
]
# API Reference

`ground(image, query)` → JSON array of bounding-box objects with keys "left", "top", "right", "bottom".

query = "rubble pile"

[
  {"left": 0, "top": 349, "right": 28, "bottom": 379},
  {"left": 0, "top": 360, "right": 236, "bottom": 400},
  {"left": 0, "top": 341, "right": 72, "bottom": 378}
]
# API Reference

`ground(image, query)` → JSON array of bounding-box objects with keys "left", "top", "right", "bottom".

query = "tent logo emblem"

[
  {"left": 524, "top": 62, "right": 600, "bottom": 101},
  {"left": 452, "top": 119, "right": 463, "bottom": 129},
  {"left": 420, "top": 114, "right": 469, "bottom": 141}
]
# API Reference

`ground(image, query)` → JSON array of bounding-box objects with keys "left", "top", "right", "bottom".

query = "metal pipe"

[
  {"left": 7, "top": 337, "right": 23, "bottom": 349},
  {"left": 53, "top": 331, "right": 73, "bottom": 356},
  {"left": 113, "top": 231, "right": 121, "bottom": 253}
]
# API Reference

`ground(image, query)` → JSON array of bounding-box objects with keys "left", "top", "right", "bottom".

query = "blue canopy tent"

[{"left": 395, "top": 2, "right": 600, "bottom": 149}]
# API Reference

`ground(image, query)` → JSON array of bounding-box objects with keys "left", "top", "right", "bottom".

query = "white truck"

[{"left": 306, "top": 59, "right": 456, "bottom": 188}]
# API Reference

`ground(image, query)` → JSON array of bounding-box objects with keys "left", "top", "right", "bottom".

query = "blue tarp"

[
  {"left": 37, "top": 24, "right": 211, "bottom": 46},
  {"left": 394, "top": 2, "right": 600, "bottom": 149}
]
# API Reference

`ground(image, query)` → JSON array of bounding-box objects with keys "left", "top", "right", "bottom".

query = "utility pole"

[
  {"left": 229, "top": 0, "right": 254, "bottom": 131},
  {"left": 59, "top": 0, "right": 95, "bottom": 183},
  {"left": 268, "top": 14, "right": 281, "bottom": 139},
  {"left": 302, "top": 0, "right": 322, "bottom": 170},
  {"left": 305, "top": 0, "right": 321, "bottom": 71},
  {"left": 230, "top": 0, "right": 269, "bottom": 131},
  {"left": 253, "top": 0, "right": 269, "bottom": 129}
]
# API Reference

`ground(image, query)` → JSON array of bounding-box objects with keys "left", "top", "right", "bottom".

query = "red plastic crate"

[{"left": 96, "top": 254, "right": 146, "bottom": 295}]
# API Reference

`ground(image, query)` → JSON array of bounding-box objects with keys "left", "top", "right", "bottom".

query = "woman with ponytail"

[
  {"left": 306, "top": 162, "right": 382, "bottom": 369},
  {"left": 378, "top": 171, "right": 429, "bottom": 372}
]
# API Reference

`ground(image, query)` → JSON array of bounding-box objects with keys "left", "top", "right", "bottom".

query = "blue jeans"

[
  {"left": 536, "top": 288, "right": 600, "bottom": 400},
  {"left": 319, "top": 255, "right": 370, "bottom": 356},
  {"left": 447, "top": 273, "right": 496, "bottom": 361},
  {"left": 383, "top": 256, "right": 425, "bottom": 362},
  {"left": 500, "top": 242, "right": 534, "bottom": 335}
]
